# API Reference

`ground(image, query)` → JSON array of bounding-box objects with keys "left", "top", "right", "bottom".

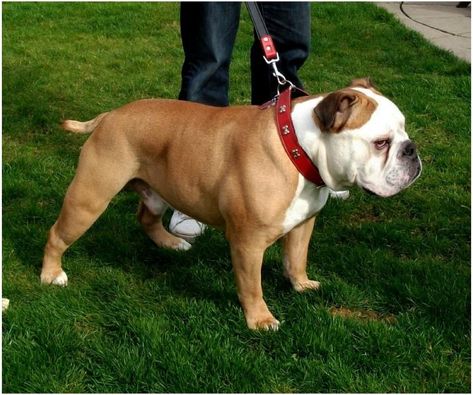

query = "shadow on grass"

[{"left": 3, "top": 139, "right": 469, "bottom": 337}]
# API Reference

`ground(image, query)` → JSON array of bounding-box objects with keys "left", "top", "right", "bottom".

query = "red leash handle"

[
  {"left": 244, "top": 2, "right": 278, "bottom": 64},
  {"left": 260, "top": 34, "right": 278, "bottom": 61}
]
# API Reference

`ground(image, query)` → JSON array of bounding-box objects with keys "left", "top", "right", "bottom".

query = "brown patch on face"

[
  {"left": 330, "top": 306, "right": 397, "bottom": 324},
  {"left": 313, "top": 88, "right": 378, "bottom": 133}
]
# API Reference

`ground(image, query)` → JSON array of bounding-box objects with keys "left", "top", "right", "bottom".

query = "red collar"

[{"left": 273, "top": 87, "right": 325, "bottom": 186}]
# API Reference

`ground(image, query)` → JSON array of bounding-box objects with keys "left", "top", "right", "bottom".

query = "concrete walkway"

[{"left": 377, "top": 2, "right": 471, "bottom": 62}]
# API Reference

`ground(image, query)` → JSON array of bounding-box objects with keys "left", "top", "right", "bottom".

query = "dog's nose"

[{"left": 399, "top": 140, "right": 417, "bottom": 160}]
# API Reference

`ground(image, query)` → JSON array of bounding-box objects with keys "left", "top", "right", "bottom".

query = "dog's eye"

[{"left": 374, "top": 139, "right": 390, "bottom": 150}]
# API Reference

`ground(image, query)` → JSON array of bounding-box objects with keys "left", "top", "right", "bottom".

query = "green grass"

[{"left": 3, "top": 2, "right": 470, "bottom": 393}]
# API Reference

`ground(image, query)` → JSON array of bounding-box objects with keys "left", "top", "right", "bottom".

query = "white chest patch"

[
  {"left": 282, "top": 175, "right": 330, "bottom": 234},
  {"left": 281, "top": 98, "right": 330, "bottom": 234}
]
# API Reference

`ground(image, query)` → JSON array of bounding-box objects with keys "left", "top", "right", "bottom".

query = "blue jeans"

[{"left": 179, "top": 2, "right": 311, "bottom": 106}]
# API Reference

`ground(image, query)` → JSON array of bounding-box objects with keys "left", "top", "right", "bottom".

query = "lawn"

[{"left": 2, "top": 2, "right": 470, "bottom": 393}]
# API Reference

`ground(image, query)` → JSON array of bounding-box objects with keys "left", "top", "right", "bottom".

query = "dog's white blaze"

[
  {"left": 350, "top": 87, "right": 407, "bottom": 141},
  {"left": 282, "top": 174, "right": 329, "bottom": 234}
]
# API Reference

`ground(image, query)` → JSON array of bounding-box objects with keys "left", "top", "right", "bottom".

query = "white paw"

[
  {"left": 51, "top": 271, "right": 68, "bottom": 287},
  {"left": 248, "top": 317, "right": 281, "bottom": 331},
  {"left": 329, "top": 190, "right": 350, "bottom": 200},
  {"left": 176, "top": 239, "right": 192, "bottom": 251},
  {"left": 293, "top": 279, "right": 320, "bottom": 293},
  {"left": 263, "top": 319, "right": 280, "bottom": 331}
]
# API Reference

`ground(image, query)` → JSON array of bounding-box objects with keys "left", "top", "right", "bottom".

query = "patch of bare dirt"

[{"left": 330, "top": 306, "right": 397, "bottom": 324}]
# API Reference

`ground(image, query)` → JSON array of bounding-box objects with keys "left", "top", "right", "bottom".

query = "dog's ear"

[
  {"left": 350, "top": 77, "right": 375, "bottom": 89},
  {"left": 350, "top": 77, "right": 382, "bottom": 95},
  {"left": 313, "top": 91, "right": 359, "bottom": 133}
]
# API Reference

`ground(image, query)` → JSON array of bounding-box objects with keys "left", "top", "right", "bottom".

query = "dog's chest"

[{"left": 282, "top": 175, "right": 329, "bottom": 233}]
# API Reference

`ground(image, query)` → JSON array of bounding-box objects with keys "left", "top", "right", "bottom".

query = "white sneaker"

[
  {"left": 329, "top": 190, "right": 350, "bottom": 200},
  {"left": 169, "top": 210, "right": 207, "bottom": 242}
]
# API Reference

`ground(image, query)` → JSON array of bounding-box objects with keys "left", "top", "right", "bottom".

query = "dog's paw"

[
  {"left": 176, "top": 239, "right": 192, "bottom": 251},
  {"left": 159, "top": 237, "right": 192, "bottom": 251},
  {"left": 293, "top": 279, "right": 320, "bottom": 293},
  {"left": 41, "top": 270, "right": 68, "bottom": 287},
  {"left": 247, "top": 315, "right": 280, "bottom": 331}
]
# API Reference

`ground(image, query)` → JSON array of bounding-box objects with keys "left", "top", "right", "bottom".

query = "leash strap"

[
  {"left": 276, "top": 87, "right": 325, "bottom": 186},
  {"left": 246, "top": 3, "right": 323, "bottom": 185},
  {"left": 245, "top": 2, "right": 293, "bottom": 85},
  {"left": 245, "top": 2, "right": 278, "bottom": 61}
]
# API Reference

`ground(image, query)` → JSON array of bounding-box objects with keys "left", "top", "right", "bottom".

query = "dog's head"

[{"left": 313, "top": 78, "right": 422, "bottom": 197}]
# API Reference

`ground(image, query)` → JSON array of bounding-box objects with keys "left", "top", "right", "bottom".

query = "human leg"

[
  {"left": 250, "top": 2, "right": 311, "bottom": 104},
  {"left": 179, "top": 2, "right": 241, "bottom": 106}
]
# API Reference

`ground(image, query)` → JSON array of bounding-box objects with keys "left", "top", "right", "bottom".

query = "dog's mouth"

[{"left": 360, "top": 159, "right": 422, "bottom": 198}]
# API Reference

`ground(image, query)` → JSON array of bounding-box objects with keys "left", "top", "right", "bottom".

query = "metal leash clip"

[
  {"left": 263, "top": 54, "right": 295, "bottom": 92},
  {"left": 245, "top": 3, "right": 296, "bottom": 92},
  {"left": 260, "top": 39, "right": 295, "bottom": 92},
  {"left": 263, "top": 54, "right": 289, "bottom": 86}
]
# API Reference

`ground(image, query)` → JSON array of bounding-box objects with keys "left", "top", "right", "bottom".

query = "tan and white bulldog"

[{"left": 41, "top": 78, "right": 421, "bottom": 330}]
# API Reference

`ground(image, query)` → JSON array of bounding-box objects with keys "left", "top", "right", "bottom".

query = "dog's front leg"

[
  {"left": 282, "top": 216, "right": 320, "bottom": 292},
  {"left": 229, "top": 238, "right": 279, "bottom": 331}
]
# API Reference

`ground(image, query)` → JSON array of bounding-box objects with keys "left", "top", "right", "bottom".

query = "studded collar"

[{"left": 273, "top": 87, "right": 325, "bottom": 187}]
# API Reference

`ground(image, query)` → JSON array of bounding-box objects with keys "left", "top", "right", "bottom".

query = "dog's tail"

[{"left": 61, "top": 112, "right": 109, "bottom": 134}]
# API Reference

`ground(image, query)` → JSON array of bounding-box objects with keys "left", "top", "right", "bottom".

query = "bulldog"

[{"left": 40, "top": 78, "right": 421, "bottom": 330}]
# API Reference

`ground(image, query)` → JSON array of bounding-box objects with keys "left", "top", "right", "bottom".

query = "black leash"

[
  {"left": 245, "top": 2, "right": 276, "bottom": 59},
  {"left": 245, "top": 2, "right": 267, "bottom": 40},
  {"left": 244, "top": 2, "right": 293, "bottom": 87}
]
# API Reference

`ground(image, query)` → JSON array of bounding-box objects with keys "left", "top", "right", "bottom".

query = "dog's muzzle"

[{"left": 398, "top": 140, "right": 422, "bottom": 180}]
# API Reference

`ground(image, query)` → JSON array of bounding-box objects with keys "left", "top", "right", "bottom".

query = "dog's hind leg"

[
  {"left": 41, "top": 140, "right": 134, "bottom": 286},
  {"left": 132, "top": 180, "right": 191, "bottom": 251}
]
